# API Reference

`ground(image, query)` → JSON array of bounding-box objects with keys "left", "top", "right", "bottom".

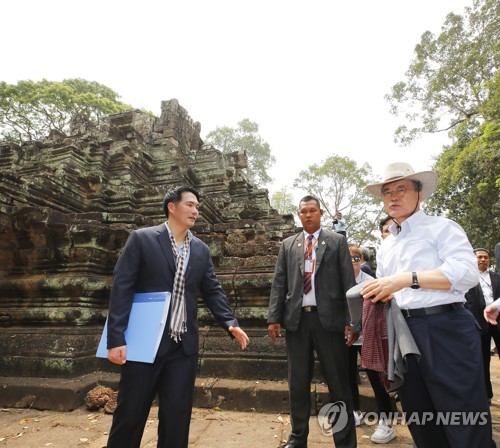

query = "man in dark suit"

[
  {"left": 465, "top": 248, "right": 500, "bottom": 400},
  {"left": 105, "top": 185, "right": 249, "bottom": 448},
  {"left": 268, "top": 194, "right": 357, "bottom": 448}
]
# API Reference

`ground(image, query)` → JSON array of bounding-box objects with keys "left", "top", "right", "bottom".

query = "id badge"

[{"left": 305, "top": 259, "right": 314, "bottom": 273}]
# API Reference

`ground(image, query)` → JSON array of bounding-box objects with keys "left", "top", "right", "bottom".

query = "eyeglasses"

[
  {"left": 381, "top": 186, "right": 416, "bottom": 199},
  {"left": 351, "top": 256, "right": 361, "bottom": 263}
]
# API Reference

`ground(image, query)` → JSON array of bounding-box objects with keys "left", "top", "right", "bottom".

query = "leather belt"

[
  {"left": 400, "top": 302, "right": 464, "bottom": 318},
  {"left": 302, "top": 306, "right": 317, "bottom": 313}
]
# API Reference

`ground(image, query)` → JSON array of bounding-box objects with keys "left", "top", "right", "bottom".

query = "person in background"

[
  {"left": 362, "top": 162, "right": 493, "bottom": 448},
  {"left": 268, "top": 194, "right": 357, "bottom": 448},
  {"left": 360, "top": 247, "right": 373, "bottom": 276},
  {"left": 105, "top": 185, "right": 249, "bottom": 448},
  {"left": 348, "top": 245, "right": 396, "bottom": 444},
  {"left": 378, "top": 216, "right": 393, "bottom": 241},
  {"left": 465, "top": 248, "right": 500, "bottom": 402},
  {"left": 332, "top": 211, "right": 347, "bottom": 237}
]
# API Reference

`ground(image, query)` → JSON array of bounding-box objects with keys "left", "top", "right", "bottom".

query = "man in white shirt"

[
  {"left": 362, "top": 162, "right": 493, "bottom": 448},
  {"left": 332, "top": 211, "right": 347, "bottom": 237}
]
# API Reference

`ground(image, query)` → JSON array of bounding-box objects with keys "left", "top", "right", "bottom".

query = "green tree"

[
  {"left": 426, "top": 74, "right": 500, "bottom": 250},
  {"left": 0, "top": 79, "right": 132, "bottom": 144},
  {"left": 385, "top": 0, "right": 499, "bottom": 145},
  {"left": 293, "top": 155, "right": 383, "bottom": 246},
  {"left": 270, "top": 188, "right": 297, "bottom": 216},
  {"left": 386, "top": 0, "right": 499, "bottom": 250},
  {"left": 205, "top": 118, "right": 276, "bottom": 186}
]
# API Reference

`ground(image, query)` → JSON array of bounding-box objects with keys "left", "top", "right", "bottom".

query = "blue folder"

[{"left": 96, "top": 291, "right": 171, "bottom": 363}]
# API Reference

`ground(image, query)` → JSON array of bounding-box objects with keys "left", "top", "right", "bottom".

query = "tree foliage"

[
  {"left": 0, "top": 79, "right": 132, "bottom": 144},
  {"left": 387, "top": 0, "right": 499, "bottom": 250},
  {"left": 205, "top": 118, "right": 276, "bottom": 186},
  {"left": 426, "top": 73, "right": 500, "bottom": 251},
  {"left": 293, "top": 155, "right": 383, "bottom": 246},
  {"left": 385, "top": 0, "right": 499, "bottom": 145},
  {"left": 270, "top": 188, "right": 297, "bottom": 216}
]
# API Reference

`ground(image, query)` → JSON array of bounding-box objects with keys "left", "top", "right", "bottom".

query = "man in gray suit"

[{"left": 268, "top": 195, "right": 357, "bottom": 448}]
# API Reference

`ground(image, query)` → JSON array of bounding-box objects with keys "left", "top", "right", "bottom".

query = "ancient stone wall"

[{"left": 0, "top": 99, "right": 296, "bottom": 380}]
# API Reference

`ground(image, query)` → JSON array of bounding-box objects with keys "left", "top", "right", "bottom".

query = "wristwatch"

[{"left": 410, "top": 272, "right": 420, "bottom": 289}]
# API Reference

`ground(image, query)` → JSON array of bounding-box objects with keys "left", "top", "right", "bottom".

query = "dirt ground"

[{"left": 2, "top": 358, "right": 500, "bottom": 447}]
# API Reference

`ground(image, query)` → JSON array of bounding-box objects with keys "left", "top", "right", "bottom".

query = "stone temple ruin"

[{"left": 0, "top": 99, "right": 298, "bottom": 408}]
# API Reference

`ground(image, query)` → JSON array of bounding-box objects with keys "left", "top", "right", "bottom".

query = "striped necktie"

[{"left": 304, "top": 234, "right": 313, "bottom": 294}]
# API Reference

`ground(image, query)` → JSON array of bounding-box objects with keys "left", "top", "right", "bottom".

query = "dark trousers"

[
  {"left": 285, "top": 311, "right": 357, "bottom": 448},
  {"left": 481, "top": 324, "right": 500, "bottom": 399},
  {"left": 398, "top": 307, "right": 492, "bottom": 448},
  {"left": 348, "top": 345, "right": 362, "bottom": 410},
  {"left": 107, "top": 341, "right": 198, "bottom": 448},
  {"left": 348, "top": 344, "right": 395, "bottom": 415},
  {"left": 365, "top": 368, "right": 395, "bottom": 417}
]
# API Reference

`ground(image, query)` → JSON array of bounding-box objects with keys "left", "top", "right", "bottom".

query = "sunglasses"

[{"left": 351, "top": 256, "right": 361, "bottom": 262}]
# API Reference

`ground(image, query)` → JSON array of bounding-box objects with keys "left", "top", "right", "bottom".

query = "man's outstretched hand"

[{"left": 229, "top": 326, "right": 250, "bottom": 350}]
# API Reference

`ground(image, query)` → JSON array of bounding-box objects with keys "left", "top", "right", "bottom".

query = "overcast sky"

[{"left": 2, "top": 0, "right": 473, "bottom": 199}]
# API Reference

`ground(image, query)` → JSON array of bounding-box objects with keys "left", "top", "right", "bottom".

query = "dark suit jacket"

[
  {"left": 465, "top": 271, "right": 500, "bottom": 334},
  {"left": 267, "top": 228, "right": 355, "bottom": 332},
  {"left": 107, "top": 224, "right": 238, "bottom": 356}
]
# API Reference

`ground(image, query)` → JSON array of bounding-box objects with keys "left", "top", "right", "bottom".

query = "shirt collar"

[
  {"left": 303, "top": 229, "right": 321, "bottom": 240},
  {"left": 165, "top": 221, "right": 193, "bottom": 245},
  {"left": 389, "top": 210, "right": 425, "bottom": 235}
]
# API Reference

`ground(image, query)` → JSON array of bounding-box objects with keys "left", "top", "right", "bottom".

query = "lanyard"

[
  {"left": 305, "top": 237, "right": 319, "bottom": 259},
  {"left": 480, "top": 273, "right": 492, "bottom": 289}
]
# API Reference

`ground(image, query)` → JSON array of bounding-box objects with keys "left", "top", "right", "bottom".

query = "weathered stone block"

[{"left": 0, "top": 99, "right": 296, "bottom": 387}]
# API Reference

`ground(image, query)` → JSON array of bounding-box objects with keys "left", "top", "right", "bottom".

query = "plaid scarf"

[
  {"left": 361, "top": 298, "right": 389, "bottom": 389},
  {"left": 168, "top": 231, "right": 190, "bottom": 342}
]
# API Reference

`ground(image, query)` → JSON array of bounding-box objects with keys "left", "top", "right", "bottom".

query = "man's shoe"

[
  {"left": 280, "top": 442, "right": 307, "bottom": 448},
  {"left": 370, "top": 420, "right": 396, "bottom": 444}
]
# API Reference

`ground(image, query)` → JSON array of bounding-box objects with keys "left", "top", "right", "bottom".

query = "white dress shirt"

[
  {"left": 302, "top": 229, "right": 321, "bottom": 307},
  {"left": 479, "top": 270, "right": 494, "bottom": 306},
  {"left": 376, "top": 210, "right": 479, "bottom": 309},
  {"left": 493, "top": 298, "right": 500, "bottom": 311}
]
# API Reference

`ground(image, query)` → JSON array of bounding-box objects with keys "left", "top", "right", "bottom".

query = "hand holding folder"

[{"left": 96, "top": 291, "right": 171, "bottom": 363}]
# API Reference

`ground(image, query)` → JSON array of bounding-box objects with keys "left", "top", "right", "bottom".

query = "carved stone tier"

[{"left": 0, "top": 99, "right": 296, "bottom": 383}]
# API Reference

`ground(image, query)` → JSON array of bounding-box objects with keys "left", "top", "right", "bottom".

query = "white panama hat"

[{"left": 365, "top": 162, "right": 438, "bottom": 201}]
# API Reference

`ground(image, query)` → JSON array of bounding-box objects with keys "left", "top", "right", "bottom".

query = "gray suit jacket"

[{"left": 267, "top": 228, "right": 355, "bottom": 332}]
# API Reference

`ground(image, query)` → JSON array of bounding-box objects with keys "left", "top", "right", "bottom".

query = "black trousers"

[
  {"left": 348, "top": 344, "right": 395, "bottom": 415},
  {"left": 481, "top": 323, "right": 500, "bottom": 399},
  {"left": 107, "top": 341, "right": 198, "bottom": 448},
  {"left": 285, "top": 311, "right": 357, "bottom": 448},
  {"left": 348, "top": 345, "right": 362, "bottom": 410},
  {"left": 398, "top": 307, "right": 492, "bottom": 448}
]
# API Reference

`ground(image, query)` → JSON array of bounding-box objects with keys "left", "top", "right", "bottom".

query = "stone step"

[{"left": 0, "top": 371, "right": 382, "bottom": 414}]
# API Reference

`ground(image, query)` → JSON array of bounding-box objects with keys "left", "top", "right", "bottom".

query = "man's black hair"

[
  {"left": 298, "top": 195, "right": 321, "bottom": 208},
  {"left": 379, "top": 215, "right": 393, "bottom": 233},
  {"left": 473, "top": 248, "right": 490, "bottom": 256},
  {"left": 162, "top": 185, "right": 200, "bottom": 218},
  {"left": 410, "top": 179, "right": 422, "bottom": 193}
]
